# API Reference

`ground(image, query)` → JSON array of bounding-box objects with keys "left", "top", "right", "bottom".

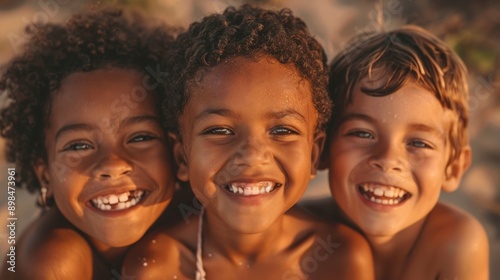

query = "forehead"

[
  {"left": 185, "top": 57, "right": 315, "bottom": 117},
  {"left": 348, "top": 81, "right": 455, "bottom": 131},
  {"left": 49, "top": 68, "right": 158, "bottom": 127}
]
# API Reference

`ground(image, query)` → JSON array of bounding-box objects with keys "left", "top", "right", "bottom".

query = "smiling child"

[
  {"left": 324, "top": 25, "right": 489, "bottom": 279},
  {"left": 0, "top": 9, "right": 176, "bottom": 279},
  {"left": 123, "top": 5, "right": 374, "bottom": 280}
]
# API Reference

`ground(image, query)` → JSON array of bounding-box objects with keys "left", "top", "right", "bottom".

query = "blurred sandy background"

[{"left": 0, "top": 0, "right": 499, "bottom": 277}]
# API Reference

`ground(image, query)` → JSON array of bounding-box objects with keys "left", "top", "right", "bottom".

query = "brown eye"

[
  {"left": 270, "top": 126, "right": 298, "bottom": 135},
  {"left": 202, "top": 127, "right": 234, "bottom": 135},
  {"left": 128, "top": 134, "right": 157, "bottom": 143},
  {"left": 63, "top": 142, "right": 93, "bottom": 151}
]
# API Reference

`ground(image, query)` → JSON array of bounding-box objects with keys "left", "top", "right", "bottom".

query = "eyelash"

[
  {"left": 346, "top": 130, "right": 374, "bottom": 139},
  {"left": 128, "top": 134, "right": 158, "bottom": 143},
  {"left": 62, "top": 142, "right": 94, "bottom": 152},
  {"left": 202, "top": 127, "right": 234, "bottom": 135},
  {"left": 408, "top": 140, "right": 433, "bottom": 149},
  {"left": 270, "top": 126, "right": 299, "bottom": 135}
]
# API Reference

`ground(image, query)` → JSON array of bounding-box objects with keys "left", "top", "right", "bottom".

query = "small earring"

[{"left": 38, "top": 187, "right": 49, "bottom": 209}]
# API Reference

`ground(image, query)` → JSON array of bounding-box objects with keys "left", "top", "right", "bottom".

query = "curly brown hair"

[
  {"left": 328, "top": 25, "right": 469, "bottom": 165},
  {"left": 163, "top": 4, "right": 331, "bottom": 133},
  {"left": 0, "top": 9, "right": 175, "bottom": 196}
]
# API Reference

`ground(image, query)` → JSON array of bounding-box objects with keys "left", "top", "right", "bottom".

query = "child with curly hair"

[
  {"left": 0, "top": 9, "right": 177, "bottom": 279},
  {"left": 321, "top": 25, "right": 489, "bottom": 279},
  {"left": 123, "top": 5, "right": 374, "bottom": 280}
]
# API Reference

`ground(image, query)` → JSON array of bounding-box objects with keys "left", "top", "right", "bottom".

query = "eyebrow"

[
  {"left": 193, "top": 108, "right": 233, "bottom": 126},
  {"left": 339, "top": 113, "right": 376, "bottom": 125},
  {"left": 266, "top": 109, "right": 306, "bottom": 123},
  {"left": 193, "top": 108, "right": 307, "bottom": 125},
  {"left": 55, "top": 115, "right": 161, "bottom": 141},
  {"left": 407, "top": 123, "right": 445, "bottom": 140}
]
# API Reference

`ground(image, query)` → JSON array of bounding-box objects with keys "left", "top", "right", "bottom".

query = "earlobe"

[
  {"left": 168, "top": 132, "right": 189, "bottom": 182},
  {"left": 33, "top": 158, "right": 52, "bottom": 193},
  {"left": 442, "top": 146, "right": 472, "bottom": 192},
  {"left": 311, "top": 131, "right": 327, "bottom": 177}
]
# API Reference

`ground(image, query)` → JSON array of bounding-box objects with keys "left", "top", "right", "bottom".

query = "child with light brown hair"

[{"left": 322, "top": 25, "right": 489, "bottom": 279}]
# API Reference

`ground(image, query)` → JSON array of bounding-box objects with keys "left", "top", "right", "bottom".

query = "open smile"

[
  {"left": 358, "top": 183, "right": 411, "bottom": 206},
  {"left": 89, "top": 190, "right": 146, "bottom": 211},
  {"left": 223, "top": 181, "right": 282, "bottom": 196}
]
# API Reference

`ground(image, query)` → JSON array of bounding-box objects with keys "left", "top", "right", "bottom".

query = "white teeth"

[
  {"left": 359, "top": 183, "right": 409, "bottom": 206},
  {"left": 91, "top": 190, "right": 145, "bottom": 211},
  {"left": 374, "top": 188, "right": 384, "bottom": 196},
  {"left": 118, "top": 193, "right": 129, "bottom": 202},
  {"left": 225, "top": 181, "right": 279, "bottom": 196},
  {"left": 384, "top": 189, "right": 394, "bottom": 197},
  {"left": 108, "top": 194, "right": 118, "bottom": 205}
]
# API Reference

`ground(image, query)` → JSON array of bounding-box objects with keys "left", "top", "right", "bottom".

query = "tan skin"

[
  {"left": 319, "top": 78, "right": 489, "bottom": 280},
  {"left": 1, "top": 68, "right": 176, "bottom": 279},
  {"left": 123, "top": 57, "right": 374, "bottom": 280}
]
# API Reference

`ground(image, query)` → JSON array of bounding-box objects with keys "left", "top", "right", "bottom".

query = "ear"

[
  {"left": 33, "top": 158, "right": 51, "bottom": 193},
  {"left": 168, "top": 132, "right": 189, "bottom": 182},
  {"left": 310, "top": 131, "right": 327, "bottom": 178},
  {"left": 442, "top": 145, "right": 472, "bottom": 192}
]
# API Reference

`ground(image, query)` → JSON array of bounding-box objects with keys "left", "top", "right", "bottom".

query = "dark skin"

[
  {"left": 0, "top": 186, "right": 196, "bottom": 280},
  {"left": 123, "top": 57, "right": 374, "bottom": 280}
]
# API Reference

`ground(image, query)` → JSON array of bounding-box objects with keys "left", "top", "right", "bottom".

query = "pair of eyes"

[
  {"left": 201, "top": 126, "right": 300, "bottom": 136},
  {"left": 345, "top": 130, "right": 434, "bottom": 149},
  {"left": 62, "top": 134, "right": 158, "bottom": 152}
]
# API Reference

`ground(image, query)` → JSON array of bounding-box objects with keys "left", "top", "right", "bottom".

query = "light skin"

[
  {"left": 325, "top": 78, "right": 489, "bottom": 280},
  {"left": 7, "top": 68, "right": 175, "bottom": 279},
  {"left": 123, "top": 57, "right": 374, "bottom": 280}
]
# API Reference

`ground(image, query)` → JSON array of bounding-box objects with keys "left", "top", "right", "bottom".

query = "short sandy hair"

[{"left": 328, "top": 25, "right": 469, "bottom": 164}]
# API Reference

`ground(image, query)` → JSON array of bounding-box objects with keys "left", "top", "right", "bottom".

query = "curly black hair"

[
  {"left": 163, "top": 4, "right": 331, "bottom": 133},
  {"left": 0, "top": 8, "right": 175, "bottom": 196}
]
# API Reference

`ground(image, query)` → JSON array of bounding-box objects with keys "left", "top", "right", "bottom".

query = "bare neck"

[{"left": 202, "top": 211, "right": 292, "bottom": 265}]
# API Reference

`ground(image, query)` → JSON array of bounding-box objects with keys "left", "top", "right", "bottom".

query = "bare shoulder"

[
  {"left": 123, "top": 213, "right": 199, "bottom": 279},
  {"left": 317, "top": 222, "right": 374, "bottom": 279},
  {"left": 425, "top": 203, "right": 489, "bottom": 280},
  {"left": 10, "top": 208, "right": 93, "bottom": 279}
]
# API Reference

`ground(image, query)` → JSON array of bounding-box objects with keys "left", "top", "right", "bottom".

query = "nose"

[
  {"left": 368, "top": 141, "right": 404, "bottom": 172},
  {"left": 232, "top": 135, "right": 272, "bottom": 167},
  {"left": 92, "top": 152, "right": 132, "bottom": 179}
]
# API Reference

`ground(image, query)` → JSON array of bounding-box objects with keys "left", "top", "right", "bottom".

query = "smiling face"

[
  {"left": 174, "top": 57, "right": 324, "bottom": 233},
  {"left": 35, "top": 68, "right": 174, "bottom": 247},
  {"left": 328, "top": 80, "right": 466, "bottom": 238}
]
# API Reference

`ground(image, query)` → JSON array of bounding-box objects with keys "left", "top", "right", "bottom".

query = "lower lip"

[
  {"left": 86, "top": 192, "right": 148, "bottom": 217},
  {"left": 356, "top": 188, "right": 409, "bottom": 212},
  {"left": 221, "top": 186, "right": 280, "bottom": 206}
]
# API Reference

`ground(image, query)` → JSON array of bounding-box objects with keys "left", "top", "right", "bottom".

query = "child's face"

[
  {"left": 328, "top": 80, "right": 456, "bottom": 237},
  {"left": 35, "top": 68, "right": 174, "bottom": 247},
  {"left": 174, "top": 57, "right": 324, "bottom": 233}
]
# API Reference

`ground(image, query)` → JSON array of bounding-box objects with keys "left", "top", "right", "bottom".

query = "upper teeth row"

[
  {"left": 91, "top": 190, "right": 144, "bottom": 211},
  {"left": 362, "top": 184, "right": 407, "bottom": 198},
  {"left": 226, "top": 182, "right": 276, "bottom": 196}
]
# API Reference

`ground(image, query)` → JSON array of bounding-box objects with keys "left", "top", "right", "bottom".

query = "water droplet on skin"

[
  {"left": 143, "top": 262, "right": 148, "bottom": 266},
  {"left": 152, "top": 259, "right": 156, "bottom": 263},
  {"left": 238, "top": 261, "right": 243, "bottom": 266},
  {"left": 393, "top": 114, "right": 398, "bottom": 118},
  {"left": 173, "top": 275, "right": 178, "bottom": 279},
  {"left": 152, "top": 240, "right": 156, "bottom": 244},
  {"left": 208, "top": 253, "right": 213, "bottom": 257}
]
